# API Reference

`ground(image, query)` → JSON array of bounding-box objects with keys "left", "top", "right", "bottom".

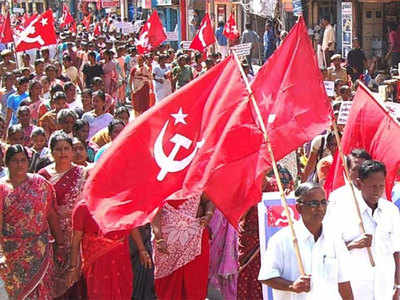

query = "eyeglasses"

[{"left": 298, "top": 199, "right": 328, "bottom": 208}]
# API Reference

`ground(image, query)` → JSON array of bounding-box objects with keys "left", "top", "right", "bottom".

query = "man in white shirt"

[
  {"left": 259, "top": 182, "right": 353, "bottom": 300},
  {"left": 321, "top": 16, "right": 335, "bottom": 68},
  {"left": 329, "top": 160, "right": 400, "bottom": 299}
]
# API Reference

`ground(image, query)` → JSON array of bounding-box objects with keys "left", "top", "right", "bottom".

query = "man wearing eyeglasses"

[
  {"left": 328, "top": 160, "right": 400, "bottom": 300},
  {"left": 258, "top": 182, "right": 354, "bottom": 299}
]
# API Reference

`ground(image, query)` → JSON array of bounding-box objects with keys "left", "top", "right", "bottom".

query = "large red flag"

[
  {"left": 190, "top": 13, "right": 215, "bottom": 52},
  {"left": 15, "top": 10, "right": 57, "bottom": 52},
  {"left": 0, "top": 13, "right": 14, "bottom": 44},
  {"left": 84, "top": 56, "right": 266, "bottom": 233},
  {"left": 135, "top": 10, "right": 167, "bottom": 54},
  {"left": 60, "top": 4, "right": 74, "bottom": 28},
  {"left": 251, "top": 17, "right": 332, "bottom": 163},
  {"left": 325, "top": 84, "right": 400, "bottom": 199},
  {"left": 223, "top": 14, "right": 240, "bottom": 40}
]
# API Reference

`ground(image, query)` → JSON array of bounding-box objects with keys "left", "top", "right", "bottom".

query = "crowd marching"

[{"left": 0, "top": 4, "right": 399, "bottom": 300}]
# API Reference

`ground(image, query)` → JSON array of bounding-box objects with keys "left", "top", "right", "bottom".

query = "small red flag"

[
  {"left": 325, "top": 84, "right": 400, "bottom": 200},
  {"left": 15, "top": 10, "right": 57, "bottom": 52},
  {"left": 60, "top": 4, "right": 74, "bottom": 28},
  {"left": 84, "top": 56, "right": 266, "bottom": 232},
  {"left": 223, "top": 14, "right": 240, "bottom": 40},
  {"left": 190, "top": 13, "right": 215, "bottom": 52},
  {"left": 93, "top": 22, "right": 101, "bottom": 36},
  {"left": 0, "top": 13, "right": 14, "bottom": 44},
  {"left": 251, "top": 17, "right": 332, "bottom": 162},
  {"left": 135, "top": 10, "right": 167, "bottom": 54},
  {"left": 82, "top": 14, "right": 92, "bottom": 31}
]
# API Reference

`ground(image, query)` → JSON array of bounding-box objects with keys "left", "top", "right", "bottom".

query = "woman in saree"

[
  {"left": 67, "top": 200, "right": 153, "bottom": 300},
  {"left": 102, "top": 50, "right": 117, "bottom": 97},
  {"left": 129, "top": 55, "right": 151, "bottom": 116},
  {"left": 151, "top": 191, "right": 215, "bottom": 300},
  {"left": 38, "top": 132, "right": 87, "bottom": 299},
  {"left": 208, "top": 209, "right": 238, "bottom": 300},
  {"left": 237, "top": 165, "right": 294, "bottom": 299},
  {"left": 0, "top": 144, "right": 64, "bottom": 300},
  {"left": 82, "top": 90, "right": 113, "bottom": 140}
]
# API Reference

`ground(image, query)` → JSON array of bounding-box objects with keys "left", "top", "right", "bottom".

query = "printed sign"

[
  {"left": 324, "top": 81, "right": 335, "bottom": 97},
  {"left": 337, "top": 101, "right": 353, "bottom": 125},
  {"left": 230, "top": 43, "right": 252, "bottom": 57},
  {"left": 166, "top": 25, "right": 178, "bottom": 41},
  {"left": 292, "top": 0, "right": 303, "bottom": 16},
  {"left": 258, "top": 192, "right": 300, "bottom": 300},
  {"left": 180, "top": 41, "right": 192, "bottom": 50},
  {"left": 342, "top": 2, "right": 352, "bottom": 57}
]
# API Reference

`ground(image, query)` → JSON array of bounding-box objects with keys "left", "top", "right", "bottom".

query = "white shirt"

[
  {"left": 328, "top": 189, "right": 400, "bottom": 300},
  {"left": 258, "top": 220, "right": 350, "bottom": 300},
  {"left": 322, "top": 24, "right": 335, "bottom": 51}
]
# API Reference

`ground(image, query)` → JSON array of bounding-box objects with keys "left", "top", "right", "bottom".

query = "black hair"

[
  {"left": 321, "top": 16, "right": 330, "bottom": 23},
  {"left": 346, "top": 149, "right": 372, "bottom": 169},
  {"left": 245, "top": 23, "right": 252, "bottom": 30},
  {"left": 64, "top": 81, "right": 75, "bottom": 91},
  {"left": 53, "top": 91, "right": 67, "bottom": 101},
  {"left": 218, "top": 21, "right": 224, "bottom": 27},
  {"left": 108, "top": 119, "right": 125, "bottom": 135},
  {"left": 93, "top": 90, "right": 105, "bottom": 102},
  {"left": 4, "top": 144, "right": 29, "bottom": 166},
  {"left": 29, "top": 79, "right": 41, "bottom": 96},
  {"left": 359, "top": 160, "right": 386, "bottom": 180},
  {"left": 81, "top": 88, "right": 93, "bottom": 97},
  {"left": 31, "top": 127, "right": 46, "bottom": 138},
  {"left": 7, "top": 124, "right": 23, "bottom": 138},
  {"left": 50, "top": 84, "right": 64, "bottom": 98},
  {"left": 115, "top": 106, "right": 129, "bottom": 117},
  {"left": 49, "top": 131, "right": 73, "bottom": 152},
  {"left": 295, "top": 182, "right": 323, "bottom": 203},
  {"left": 88, "top": 51, "right": 97, "bottom": 59},
  {"left": 72, "top": 119, "right": 89, "bottom": 135},
  {"left": 17, "top": 77, "right": 29, "bottom": 85}
]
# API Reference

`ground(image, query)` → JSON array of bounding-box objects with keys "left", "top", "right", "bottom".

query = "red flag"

[
  {"left": 60, "top": 4, "right": 74, "bottom": 28},
  {"left": 0, "top": 13, "right": 14, "bottom": 44},
  {"left": 82, "top": 14, "right": 91, "bottom": 31},
  {"left": 70, "top": 21, "right": 77, "bottom": 34},
  {"left": 93, "top": 22, "right": 101, "bottom": 36},
  {"left": 135, "top": 10, "right": 167, "bottom": 54},
  {"left": 84, "top": 56, "right": 266, "bottom": 232},
  {"left": 190, "top": 13, "right": 215, "bottom": 52},
  {"left": 24, "top": 13, "right": 38, "bottom": 28},
  {"left": 223, "top": 14, "right": 240, "bottom": 40},
  {"left": 251, "top": 17, "right": 332, "bottom": 163},
  {"left": 15, "top": 10, "right": 57, "bottom": 52},
  {"left": 326, "top": 84, "right": 400, "bottom": 200}
]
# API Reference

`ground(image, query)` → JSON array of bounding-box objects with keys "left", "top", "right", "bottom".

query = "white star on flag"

[
  {"left": 40, "top": 18, "right": 48, "bottom": 26},
  {"left": 171, "top": 108, "right": 188, "bottom": 125}
]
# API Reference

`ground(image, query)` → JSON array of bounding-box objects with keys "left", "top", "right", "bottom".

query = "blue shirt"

[
  {"left": 263, "top": 28, "right": 276, "bottom": 49},
  {"left": 215, "top": 26, "right": 227, "bottom": 46},
  {"left": 7, "top": 92, "right": 29, "bottom": 125}
]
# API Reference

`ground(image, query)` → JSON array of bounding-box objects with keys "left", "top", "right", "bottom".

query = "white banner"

[
  {"left": 337, "top": 101, "right": 353, "bottom": 125},
  {"left": 230, "top": 43, "right": 252, "bottom": 56}
]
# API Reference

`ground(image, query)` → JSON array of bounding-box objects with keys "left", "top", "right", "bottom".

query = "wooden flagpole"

[
  {"left": 331, "top": 118, "right": 375, "bottom": 267},
  {"left": 232, "top": 52, "right": 305, "bottom": 276}
]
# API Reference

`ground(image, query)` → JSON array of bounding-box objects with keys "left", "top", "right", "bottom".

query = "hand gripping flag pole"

[
  {"left": 331, "top": 116, "right": 375, "bottom": 267},
  {"left": 233, "top": 52, "right": 306, "bottom": 276}
]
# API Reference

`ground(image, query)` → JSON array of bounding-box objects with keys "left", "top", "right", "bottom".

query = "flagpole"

[
  {"left": 232, "top": 52, "right": 306, "bottom": 276},
  {"left": 331, "top": 117, "right": 375, "bottom": 267}
]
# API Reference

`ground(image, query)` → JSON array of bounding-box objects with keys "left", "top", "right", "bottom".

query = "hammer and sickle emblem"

[
  {"left": 198, "top": 20, "right": 208, "bottom": 48},
  {"left": 274, "top": 206, "right": 295, "bottom": 226},
  {"left": 16, "top": 17, "right": 45, "bottom": 47},
  {"left": 154, "top": 120, "right": 204, "bottom": 182}
]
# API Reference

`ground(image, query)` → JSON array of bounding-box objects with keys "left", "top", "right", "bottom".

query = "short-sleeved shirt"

[
  {"left": 7, "top": 92, "right": 29, "bottom": 125},
  {"left": 326, "top": 191, "right": 400, "bottom": 299},
  {"left": 172, "top": 65, "right": 193, "bottom": 89},
  {"left": 259, "top": 220, "right": 351, "bottom": 300}
]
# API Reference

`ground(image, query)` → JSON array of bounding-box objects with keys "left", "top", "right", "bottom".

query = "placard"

[
  {"left": 337, "top": 101, "right": 353, "bottom": 125},
  {"left": 258, "top": 192, "right": 300, "bottom": 300},
  {"left": 180, "top": 41, "right": 192, "bottom": 50},
  {"left": 342, "top": 2, "right": 352, "bottom": 57},
  {"left": 324, "top": 81, "right": 335, "bottom": 97},
  {"left": 230, "top": 43, "right": 252, "bottom": 56},
  {"left": 292, "top": 0, "right": 303, "bottom": 16}
]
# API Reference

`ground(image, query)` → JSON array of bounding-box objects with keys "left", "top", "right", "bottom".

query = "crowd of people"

[{"left": 0, "top": 10, "right": 399, "bottom": 300}]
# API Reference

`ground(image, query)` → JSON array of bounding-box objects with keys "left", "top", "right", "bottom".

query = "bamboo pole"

[
  {"left": 331, "top": 111, "right": 375, "bottom": 267},
  {"left": 232, "top": 52, "right": 305, "bottom": 276}
]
